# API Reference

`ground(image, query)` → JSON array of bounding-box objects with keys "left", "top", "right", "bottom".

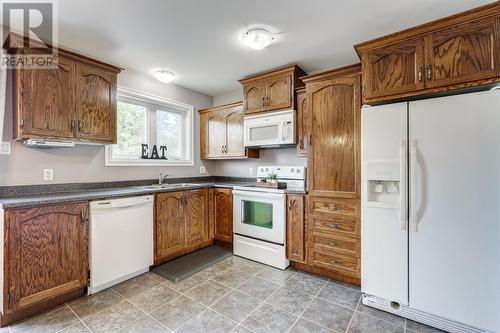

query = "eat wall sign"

[{"left": 141, "top": 144, "right": 168, "bottom": 160}]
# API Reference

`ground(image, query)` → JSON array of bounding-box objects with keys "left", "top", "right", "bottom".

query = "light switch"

[
  {"left": 248, "top": 167, "right": 254, "bottom": 176},
  {"left": 44, "top": 169, "right": 54, "bottom": 181},
  {"left": 199, "top": 166, "right": 206, "bottom": 174},
  {"left": 0, "top": 142, "right": 11, "bottom": 155}
]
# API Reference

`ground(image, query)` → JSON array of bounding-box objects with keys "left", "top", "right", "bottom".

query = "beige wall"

[
  {"left": 204, "top": 89, "right": 307, "bottom": 178},
  {"left": 0, "top": 69, "right": 213, "bottom": 186}
]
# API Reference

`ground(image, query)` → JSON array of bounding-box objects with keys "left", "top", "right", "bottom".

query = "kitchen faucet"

[{"left": 158, "top": 172, "right": 172, "bottom": 185}]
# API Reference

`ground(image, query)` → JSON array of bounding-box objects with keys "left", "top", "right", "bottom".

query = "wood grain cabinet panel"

[
  {"left": 286, "top": 195, "right": 306, "bottom": 263},
  {"left": 5, "top": 203, "right": 88, "bottom": 313},
  {"left": 155, "top": 189, "right": 211, "bottom": 264},
  {"left": 76, "top": 64, "right": 117, "bottom": 143},
  {"left": 361, "top": 38, "right": 425, "bottom": 99},
  {"left": 19, "top": 57, "right": 76, "bottom": 139},
  {"left": 199, "top": 102, "right": 259, "bottom": 160},
  {"left": 266, "top": 73, "right": 292, "bottom": 111},
  {"left": 308, "top": 248, "right": 360, "bottom": 278},
  {"left": 8, "top": 35, "right": 121, "bottom": 143},
  {"left": 355, "top": 2, "right": 500, "bottom": 103},
  {"left": 295, "top": 88, "right": 309, "bottom": 155},
  {"left": 202, "top": 112, "right": 226, "bottom": 158},
  {"left": 306, "top": 70, "right": 361, "bottom": 198},
  {"left": 225, "top": 110, "right": 245, "bottom": 157},
  {"left": 184, "top": 189, "right": 209, "bottom": 247},
  {"left": 239, "top": 65, "right": 306, "bottom": 115},
  {"left": 155, "top": 192, "right": 185, "bottom": 260},
  {"left": 424, "top": 17, "right": 499, "bottom": 89},
  {"left": 243, "top": 82, "right": 267, "bottom": 114},
  {"left": 212, "top": 188, "right": 233, "bottom": 244}
]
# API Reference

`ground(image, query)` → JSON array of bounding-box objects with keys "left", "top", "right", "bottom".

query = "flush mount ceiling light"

[
  {"left": 241, "top": 29, "right": 275, "bottom": 50},
  {"left": 153, "top": 69, "right": 177, "bottom": 83}
]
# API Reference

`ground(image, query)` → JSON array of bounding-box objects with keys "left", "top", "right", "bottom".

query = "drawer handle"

[
  {"left": 327, "top": 223, "right": 340, "bottom": 229},
  {"left": 329, "top": 258, "right": 338, "bottom": 264},
  {"left": 328, "top": 242, "right": 338, "bottom": 247}
]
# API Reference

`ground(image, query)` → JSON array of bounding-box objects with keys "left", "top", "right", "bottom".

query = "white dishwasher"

[{"left": 89, "top": 195, "right": 153, "bottom": 294}]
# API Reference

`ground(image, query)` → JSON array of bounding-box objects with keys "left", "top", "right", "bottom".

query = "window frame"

[{"left": 105, "top": 87, "right": 194, "bottom": 167}]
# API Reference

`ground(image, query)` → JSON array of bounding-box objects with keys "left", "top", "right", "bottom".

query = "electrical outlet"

[
  {"left": 43, "top": 169, "right": 54, "bottom": 181},
  {"left": 248, "top": 167, "right": 254, "bottom": 176},
  {"left": 199, "top": 166, "right": 206, "bottom": 174},
  {"left": 0, "top": 142, "right": 11, "bottom": 155}
]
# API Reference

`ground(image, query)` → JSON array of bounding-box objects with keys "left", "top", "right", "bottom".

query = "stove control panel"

[{"left": 256, "top": 166, "right": 306, "bottom": 180}]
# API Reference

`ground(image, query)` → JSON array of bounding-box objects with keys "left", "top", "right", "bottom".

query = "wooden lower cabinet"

[
  {"left": 210, "top": 188, "right": 233, "bottom": 244},
  {"left": 286, "top": 194, "right": 306, "bottom": 263},
  {"left": 306, "top": 196, "right": 360, "bottom": 283},
  {"left": 3, "top": 203, "right": 88, "bottom": 325},
  {"left": 155, "top": 189, "right": 211, "bottom": 264}
]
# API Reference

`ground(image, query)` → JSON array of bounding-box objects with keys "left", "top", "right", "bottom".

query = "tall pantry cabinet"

[{"left": 299, "top": 64, "right": 362, "bottom": 284}]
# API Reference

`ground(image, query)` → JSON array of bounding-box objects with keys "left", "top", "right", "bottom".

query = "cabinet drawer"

[
  {"left": 310, "top": 197, "right": 358, "bottom": 216},
  {"left": 309, "top": 248, "right": 360, "bottom": 277},
  {"left": 309, "top": 215, "right": 359, "bottom": 237},
  {"left": 311, "top": 232, "right": 359, "bottom": 257}
]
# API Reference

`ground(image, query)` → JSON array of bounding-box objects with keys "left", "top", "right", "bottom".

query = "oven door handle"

[{"left": 232, "top": 190, "right": 286, "bottom": 200}]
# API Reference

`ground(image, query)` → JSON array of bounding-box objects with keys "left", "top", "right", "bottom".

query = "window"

[{"left": 105, "top": 88, "right": 194, "bottom": 166}]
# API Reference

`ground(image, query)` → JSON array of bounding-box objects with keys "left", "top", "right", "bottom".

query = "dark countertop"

[
  {"left": 0, "top": 181, "right": 255, "bottom": 209},
  {"left": 0, "top": 180, "right": 307, "bottom": 209}
]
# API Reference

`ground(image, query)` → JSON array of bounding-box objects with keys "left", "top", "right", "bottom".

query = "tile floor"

[{"left": 5, "top": 255, "right": 445, "bottom": 333}]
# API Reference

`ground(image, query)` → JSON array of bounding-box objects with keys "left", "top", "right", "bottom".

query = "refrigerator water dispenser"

[{"left": 365, "top": 161, "right": 400, "bottom": 208}]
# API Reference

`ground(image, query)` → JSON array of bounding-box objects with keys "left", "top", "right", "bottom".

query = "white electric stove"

[{"left": 233, "top": 166, "right": 306, "bottom": 269}]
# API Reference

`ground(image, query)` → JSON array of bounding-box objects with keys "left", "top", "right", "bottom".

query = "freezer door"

[
  {"left": 408, "top": 90, "right": 500, "bottom": 332},
  {"left": 361, "top": 102, "right": 408, "bottom": 305}
]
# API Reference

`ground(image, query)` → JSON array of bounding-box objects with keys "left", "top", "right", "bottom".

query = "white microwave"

[{"left": 243, "top": 109, "right": 296, "bottom": 148}]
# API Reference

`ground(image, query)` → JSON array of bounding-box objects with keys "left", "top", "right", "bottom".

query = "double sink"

[{"left": 139, "top": 183, "right": 203, "bottom": 190}]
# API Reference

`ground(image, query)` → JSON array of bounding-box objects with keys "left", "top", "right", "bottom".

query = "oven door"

[{"left": 233, "top": 190, "right": 286, "bottom": 245}]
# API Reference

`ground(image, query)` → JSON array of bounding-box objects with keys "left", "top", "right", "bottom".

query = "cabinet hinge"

[{"left": 6, "top": 292, "right": 10, "bottom": 302}]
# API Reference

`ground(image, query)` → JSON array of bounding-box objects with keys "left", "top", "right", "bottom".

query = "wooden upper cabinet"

[
  {"left": 18, "top": 57, "right": 76, "bottom": 139},
  {"left": 303, "top": 65, "right": 361, "bottom": 198},
  {"left": 202, "top": 112, "right": 226, "bottom": 158},
  {"left": 8, "top": 34, "right": 121, "bottom": 143},
  {"left": 76, "top": 64, "right": 117, "bottom": 143},
  {"left": 243, "top": 82, "right": 266, "bottom": 114},
  {"left": 286, "top": 194, "right": 306, "bottom": 263},
  {"left": 155, "top": 191, "right": 185, "bottom": 260},
  {"left": 424, "top": 17, "right": 499, "bottom": 89},
  {"left": 266, "top": 73, "right": 292, "bottom": 111},
  {"left": 225, "top": 110, "right": 245, "bottom": 157},
  {"left": 212, "top": 188, "right": 233, "bottom": 244},
  {"left": 184, "top": 189, "right": 209, "bottom": 247},
  {"left": 361, "top": 38, "right": 425, "bottom": 100},
  {"left": 295, "top": 88, "right": 308, "bottom": 155},
  {"left": 198, "top": 102, "right": 259, "bottom": 160},
  {"left": 240, "top": 65, "right": 306, "bottom": 115},
  {"left": 356, "top": 2, "right": 500, "bottom": 103},
  {"left": 5, "top": 203, "right": 88, "bottom": 313}
]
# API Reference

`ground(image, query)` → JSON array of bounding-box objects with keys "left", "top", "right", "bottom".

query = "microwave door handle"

[{"left": 281, "top": 120, "right": 286, "bottom": 141}]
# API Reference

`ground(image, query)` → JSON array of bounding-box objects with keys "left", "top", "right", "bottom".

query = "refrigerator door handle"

[
  {"left": 400, "top": 140, "right": 408, "bottom": 230},
  {"left": 409, "top": 139, "right": 418, "bottom": 232}
]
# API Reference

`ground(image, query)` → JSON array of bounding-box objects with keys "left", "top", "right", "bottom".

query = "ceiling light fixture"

[
  {"left": 153, "top": 69, "right": 177, "bottom": 83},
  {"left": 241, "top": 29, "right": 275, "bottom": 50}
]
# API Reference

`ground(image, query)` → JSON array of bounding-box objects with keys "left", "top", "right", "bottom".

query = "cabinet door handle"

[
  {"left": 417, "top": 65, "right": 424, "bottom": 82},
  {"left": 262, "top": 96, "right": 266, "bottom": 107},
  {"left": 78, "top": 120, "right": 82, "bottom": 132},
  {"left": 71, "top": 120, "right": 75, "bottom": 131},
  {"left": 308, "top": 134, "right": 313, "bottom": 146},
  {"left": 427, "top": 64, "right": 433, "bottom": 81}
]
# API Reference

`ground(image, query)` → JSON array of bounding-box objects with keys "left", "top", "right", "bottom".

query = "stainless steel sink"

[{"left": 140, "top": 183, "right": 202, "bottom": 190}]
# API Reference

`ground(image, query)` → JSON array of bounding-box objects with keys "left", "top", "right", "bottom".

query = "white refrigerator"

[{"left": 361, "top": 90, "right": 500, "bottom": 333}]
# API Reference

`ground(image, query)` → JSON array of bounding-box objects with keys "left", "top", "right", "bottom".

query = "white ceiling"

[{"left": 54, "top": 0, "right": 493, "bottom": 96}]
